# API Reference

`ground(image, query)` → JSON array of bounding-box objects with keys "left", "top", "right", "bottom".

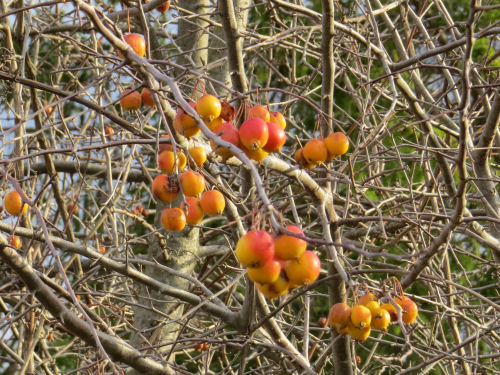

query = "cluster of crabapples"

[
  {"left": 153, "top": 169, "right": 226, "bottom": 232},
  {"left": 118, "top": 21, "right": 350, "bottom": 165},
  {"left": 172, "top": 97, "right": 288, "bottom": 163},
  {"left": 235, "top": 226, "right": 321, "bottom": 298},
  {"left": 328, "top": 289, "right": 418, "bottom": 342},
  {"left": 295, "top": 132, "right": 349, "bottom": 168}
]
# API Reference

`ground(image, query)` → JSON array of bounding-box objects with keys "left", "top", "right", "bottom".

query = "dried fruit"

[{"left": 220, "top": 100, "right": 236, "bottom": 122}]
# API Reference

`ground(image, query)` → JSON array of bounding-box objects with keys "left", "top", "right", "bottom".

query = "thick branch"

[
  {"left": 0, "top": 240, "right": 172, "bottom": 375},
  {"left": 0, "top": 222, "right": 240, "bottom": 329}
]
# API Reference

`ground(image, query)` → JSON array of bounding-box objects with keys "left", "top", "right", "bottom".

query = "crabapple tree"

[{"left": 1, "top": 1, "right": 499, "bottom": 375}]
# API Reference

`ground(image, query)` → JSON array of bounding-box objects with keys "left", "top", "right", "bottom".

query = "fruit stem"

[
  {"left": 127, "top": 9, "right": 131, "bottom": 33},
  {"left": 392, "top": 276, "right": 404, "bottom": 297}
]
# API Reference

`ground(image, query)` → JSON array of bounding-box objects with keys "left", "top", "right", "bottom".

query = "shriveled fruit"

[
  {"left": 284, "top": 250, "right": 321, "bottom": 286},
  {"left": 239, "top": 118, "right": 269, "bottom": 150},
  {"left": 263, "top": 121, "right": 286, "bottom": 153},
  {"left": 256, "top": 275, "right": 289, "bottom": 299},
  {"left": 181, "top": 197, "right": 204, "bottom": 225},
  {"left": 120, "top": 33, "right": 146, "bottom": 57},
  {"left": 7, "top": 235, "right": 21, "bottom": 248},
  {"left": 248, "top": 105, "right": 270, "bottom": 122},
  {"left": 303, "top": 139, "right": 328, "bottom": 164},
  {"left": 211, "top": 123, "right": 240, "bottom": 160},
  {"left": 350, "top": 304, "right": 372, "bottom": 328},
  {"left": 269, "top": 111, "right": 286, "bottom": 129},
  {"left": 200, "top": 190, "right": 225, "bottom": 216},
  {"left": 328, "top": 302, "right": 352, "bottom": 333},
  {"left": 325, "top": 132, "right": 349, "bottom": 157},
  {"left": 235, "top": 230, "right": 275, "bottom": 268},
  {"left": 4, "top": 190, "right": 28, "bottom": 216},
  {"left": 395, "top": 295, "right": 418, "bottom": 324},
  {"left": 188, "top": 146, "right": 207, "bottom": 167},
  {"left": 247, "top": 258, "right": 281, "bottom": 284},
  {"left": 158, "top": 150, "right": 187, "bottom": 173},
  {"left": 359, "top": 292, "right": 377, "bottom": 306},
  {"left": 274, "top": 225, "right": 307, "bottom": 260},
  {"left": 152, "top": 174, "right": 179, "bottom": 202},
  {"left": 156, "top": 0, "right": 170, "bottom": 13},
  {"left": 161, "top": 208, "right": 186, "bottom": 231},
  {"left": 120, "top": 89, "right": 141, "bottom": 110},
  {"left": 371, "top": 307, "right": 391, "bottom": 332},
  {"left": 180, "top": 171, "right": 205, "bottom": 197},
  {"left": 196, "top": 94, "right": 221, "bottom": 122},
  {"left": 141, "top": 88, "right": 155, "bottom": 108},
  {"left": 380, "top": 302, "right": 400, "bottom": 322},
  {"left": 347, "top": 321, "right": 371, "bottom": 342},
  {"left": 242, "top": 146, "right": 268, "bottom": 162},
  {"left": 220, "top": 100, "right": 236, "bottom": 122}
]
